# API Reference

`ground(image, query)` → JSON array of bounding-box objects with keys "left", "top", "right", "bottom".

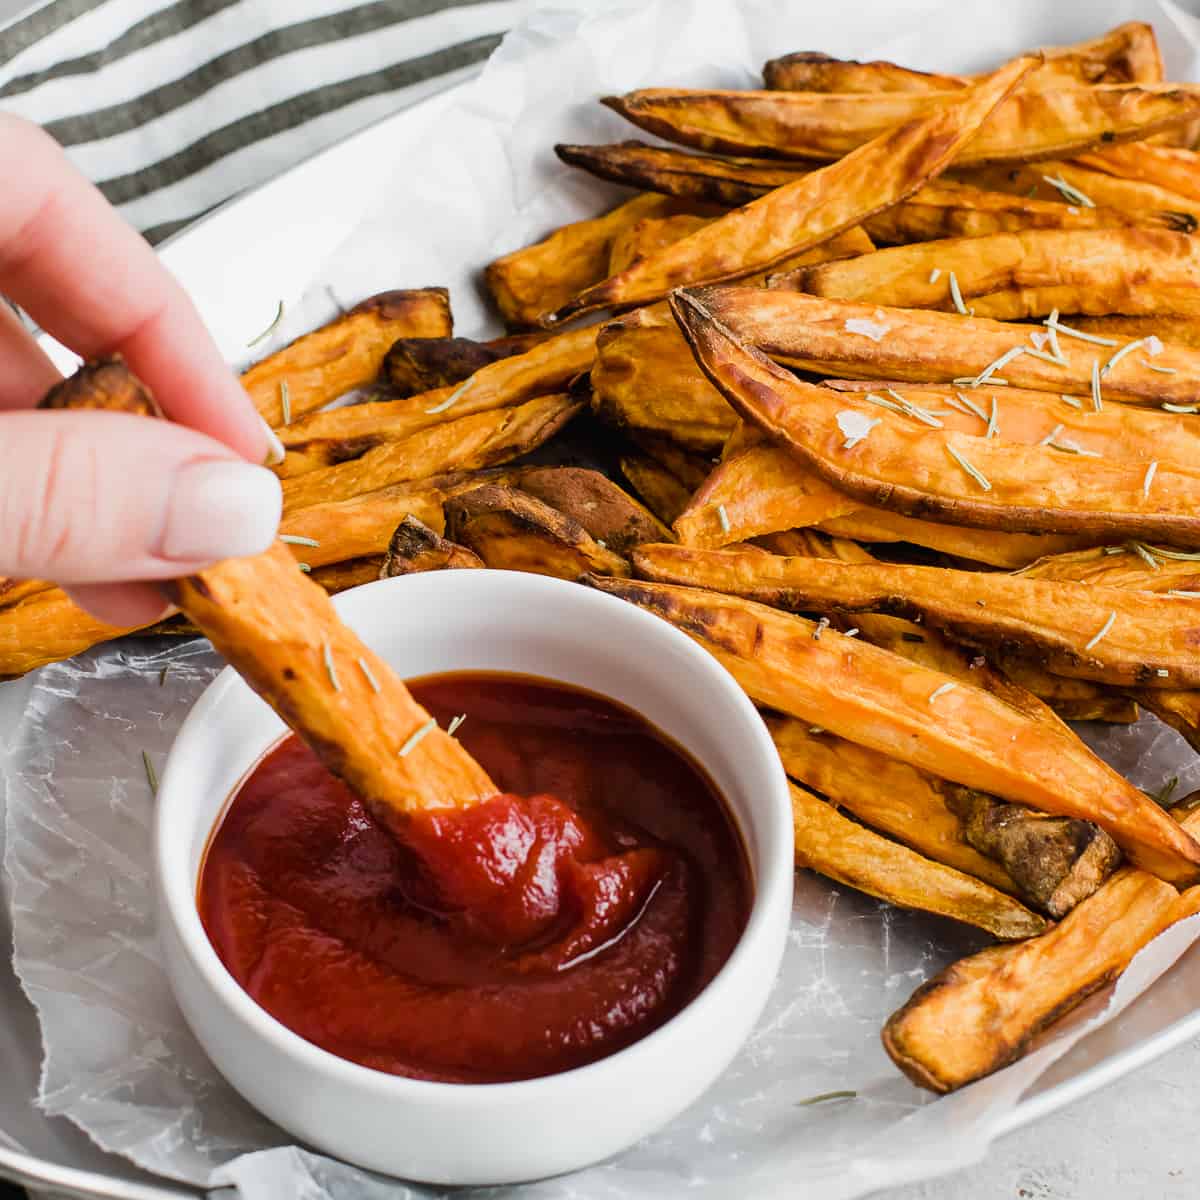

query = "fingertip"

[{"left": 64, "top": 582, "right": 175, "bottom": 628}]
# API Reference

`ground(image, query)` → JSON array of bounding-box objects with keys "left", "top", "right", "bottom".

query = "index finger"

[{"left": 0, "top": 114, "right": 270, "bottom": 463}]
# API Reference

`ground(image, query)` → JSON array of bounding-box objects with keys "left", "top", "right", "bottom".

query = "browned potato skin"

[
  {"left": 37, "top": 355, "right": 159, "bottom": 415},
  {"left": 445, "top": 485, "right": 630, "bottom": 581},
  {"left": 381, "top": 516, "right": 484, "bottom": 576},
  {"left": 631, "top": 543, "right": 1200, "bottom": 689},
  {"left": 509, "top": 466, "right": 672, "bottom": 553},
  {"left": 690, "top": 286, "right": 1200, "bottom": 406},
  {"left": 382, "top": 335, "right": 541, "bottom": 397},
  {"left": 769, "top": 716, "right": 1017, "bottom": 892},
  {"left": 589, "top": 576, "right": 1200, "bottom": 884},
  {"left": 764, "top": 53, "right": 962, "bottom": 94},
  {"left": 307, "top": 556, "right": 385, "bottom": 593},
  {"left": 0, "top": 578, "right": 53, "bottom": 609},
  {"left": 280, "top": 395, "right": 581, "bottom": 512},
  {"left": 545, "top": 59, "right": 1034, "bottom": 323},
  {"left": 629, "top": 434, "right": 712, "bottom": 492},
  {"left": 245, "top": 289, "right": 452, "bottom": 426},
  {"left": 619, "top": 454, "right": 695, "bottom": 526},
  {"left": 483, "top": 193, "right": 687, "bottom": 328},
  {"left": 883, "top": 864, "right": 1183, "bottom": 1093},
  {"left": 603, "top": 82, "right": 1200, "bottom": 166},
  {"left": 788, "top": 781, "right": 1047, "bottom": 940},
  {"left": 944, "top": 787, "right": 1121, "bottom": 918},
  {"left": 792, "top": 228, "right": 1200, "bottom": 319},
  {"left": 166, "top": 543, "right": 496, "bottom": 823}
]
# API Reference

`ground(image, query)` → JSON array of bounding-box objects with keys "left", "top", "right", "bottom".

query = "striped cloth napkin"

[{"left": 0, "top": 0, "right": 533, "bottom": 245}]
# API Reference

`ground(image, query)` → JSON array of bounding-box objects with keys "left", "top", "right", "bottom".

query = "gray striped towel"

[{"left": 0, "top": 0, "right": 533, "bottom": 245}]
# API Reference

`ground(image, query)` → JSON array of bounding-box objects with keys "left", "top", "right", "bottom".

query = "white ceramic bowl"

[{"left": 155, "top": 569, "right": 792, "bottom": 1186}]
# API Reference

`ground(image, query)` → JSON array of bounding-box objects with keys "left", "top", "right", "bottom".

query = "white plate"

[{"left": 7, "top": 14, "right": 1200, "bottom": 1197}]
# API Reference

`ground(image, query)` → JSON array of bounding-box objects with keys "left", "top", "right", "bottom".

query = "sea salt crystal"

[
  {"left": 837, "top": 409, "right": 880, "bottom": 448},
  {"left": 844, "top": 317, "right": 891, "bottom": 342}
]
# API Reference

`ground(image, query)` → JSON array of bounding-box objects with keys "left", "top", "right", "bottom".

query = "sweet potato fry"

[
  {"left": 629, "top": 435, "right": 712, "bottom": 491},
  {"left": 245, "top": 289, "right": 451, "bottom": 426},
  {"left": 0, "top": 578, "right": 52, "bottom": 609},
  {"left": 883, "top": 864, "right": 1182, "bottom": 1092},
  {"left": 958, "top": 160, "right": 1200, "bottom": 228},
  {"left": 1077, "top": 143, "right": 1200, "bottom": 203},
  {"left": 381, "top": 333, "right": 547, "bottom": 397},
  {"left": 280, "top": 394, "right": 581, "bottom": 512},
  {"left": 509, "top": 466, "right": 672, "bottom": 552},
  {"left": 619, "top": 455, "right": 695, "bottom": 526},
  {"left": 689, "top": 286, "right": 1200, "bottom": 407},
  {"left": 790, "top": 229, "right": 1200, "bottom": 319},
  {"left": 445, "top": 485, "right": 630, "bottom": 580},
  {"left": 1071, "top": 314, "right": 1200, "bottom": 350},
  {"left": 484, "top": 192, "right": 688, "bottom": 327},
  {"left": 588, "top": 577, "right": 1200, "bottom": 882},
  {"left": 607, "top": 211, "right": 713, "bottom": 274},
  {"left": 675, "top": 289, "right": 1200, "bottom": 543},
  {"left": 37, "top": 355, "right": 159, "bottom": 415},
  {"left": 631, "top": 543, "right": 1200, "bottom": 688},
  {"left": 307, "top": 557, "right": 384, "bottom": 594},
  {"left": 166, "top": 542, "right": 495, "bottom": 823},
  {"left": 602, "top": 83, "right": 1200, "bottom": 166},
  {"left": 764, "top": 22, "right": 1163, "bottom": 92},
  {"left": 944, "top": 786, "right": 1121, "bottom": 918},
  {"left": 789, "top": 780, "right": 1047, "bottom": 939},
  {"left": 769, "top": 716, "right": 1015, "bottom": 891},
  {"left": 1136, "top": 690, "right": 1200, "bottom": 755},
  {"left": 545, "top": 59, "right": 1034, "bottom": 323},
  {"left": 1017, "top": 543, "right": 1200, "bottom": 592},
  {"left": 0, "top": 587, "right": 135, "bottom": 679},
  {"left": 381, "top": 516, "right": 484, "bottom": 577}
]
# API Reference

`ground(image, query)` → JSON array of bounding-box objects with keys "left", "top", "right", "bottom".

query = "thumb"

[{"left": 0, "top": 409, "right": 281, "bottom": 585}]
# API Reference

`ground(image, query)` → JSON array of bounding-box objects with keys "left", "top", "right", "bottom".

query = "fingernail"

[
  {"left": 160, "top": 461, "right": 282, "bottom": 562},
  {"left": 260, "top": 416, "right": 286, "bottom": 467}
]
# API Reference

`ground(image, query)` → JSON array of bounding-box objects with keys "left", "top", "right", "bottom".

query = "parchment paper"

[{"left": 7, "top": 1, "right": 1200, "bottom": 1197}]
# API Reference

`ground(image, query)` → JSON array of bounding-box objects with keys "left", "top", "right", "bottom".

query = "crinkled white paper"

[{"left": 7, "top": 1, "right": 1200, "bottom": 1197}]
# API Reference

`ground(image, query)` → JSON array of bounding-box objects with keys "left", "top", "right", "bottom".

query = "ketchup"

[{"left": 198, "top": 673, "right": 752, "bottom": 1084}]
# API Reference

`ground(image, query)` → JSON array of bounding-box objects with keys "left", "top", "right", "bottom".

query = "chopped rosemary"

[
  {"left": 813, "top": 617, "right": 830, "bottom": 640},
  {"left": 279, "top": 378, "right": 291, "bottom": 425},
  {"left": 1046, "top": 311, "right": 1064, "bottom": 361},
  {"left": 947, "top": 444, "right": 992, "bottom": 491},
  {"left": 928, "top": 268, "right": 941, "bottom": 284},
  {"left": 884, "top": 387, "right": 943, "bottom": 428},
  {"left": 279, "top": 534, "right": 320, "bottom": 547},
  {"left": 596, "top": 538, "right": 607, "bottom": 548},
  {"left": 322, "top": 640, "right": 341, "bottom": 692},
  {"left": 844, "top": 627, "right": 860, "bottom": 638},
  {"left": 717, "top": 504, "right": 732, "bottom": 534},
  {"left": 1024, "top": 345, "right": 1069, "bottom": 367},
  {"left": 1038, "top": 423, "right": 1065, "bottom": 447},
  {"left": 357, "top": 656, "right": 381, "bottom": 693},
  {"left": 928, "top": 682, "right": 957, "bottom": 703},
  {"left": 1168, "top": 590, "right": 1200, "bottom": 598},
  {"left": 446, "top": 713, "right": 467, "bottom": 737},
  {"left": 158, "top": 664, "right": 169, "bottom": 687},
  {"left": 1041, "top": 173, "right": 1095, "bottom": 207},
  {"left": 1162, "top": 402, "right": 1198, "bottom": 413},
  {"left": 425, "top": 388, "right": 463, "bottom": 415},
  {"left": 975, "top": 346, "right": 1026, "bottom": 386},
  {"left": 247, "top": 300, "right": 285, "bottom": 348},
  {"left": 1045, "top": 315, "right": 1118, "bottom": 347},
  {"left": 1157, "top": 668, "right": 1171, "bottom": 678},
  {"left": 1100, "top": 337, "right": 1148, "bottom": 377},
  {"left": 808, "top": 726, "right": 825, "bottom": 735},
  {"left": 1090, "top": 358, "right": 1103, "bottom": 412},
  {"left": 1131, "top": 542, "right": 1160, "bottom": 570},
  {"left": 142, "top": 750, "right": 158, "bottom": 795},
  {"left": 953, "top": 390, "right": 989, "bottom": 422},
  {"left": 297, "top": 562, "right": 311, "bottom": 573},
  {"left": 1142, "top": 545, "right": 1200, "bottom": 561},
  {"left": 901, "top": 632, "right": 925, "bottom": 643},
  {"left": 398, "top": 716, "right": 437, "bottom": 757},
  {"left": 1060, "top": 393, "right": 1083, "bottom": 409},
  {"left": 1046, "top": 437, "right": 1100, "bottom": 457},
  {"left": 1143, "top": 461, "right": 1158, "bottom": 498},
  {"left": 1084, "top": 610, "right": 1117, "bottom": 651},
  {"left": 796, "top": 1090, "right": 857, "bottom": 1107},
  {"left": 948, "top": 270, "right": 971, "bottom": 315},
  {"left": 1145, "top": 361, "right": 1178, "bottom": 375},
  {"left": 1154, "top": 776, "right": 1180, "bottom": 808}
]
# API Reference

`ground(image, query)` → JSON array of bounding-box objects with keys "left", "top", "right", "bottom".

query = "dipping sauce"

[{"left": 198, "top": 673, "right": 752, "bottom": 1084}]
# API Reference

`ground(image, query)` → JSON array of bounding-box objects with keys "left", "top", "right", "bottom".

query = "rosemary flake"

[
  {"left": 844, "top": 627, "right": 860, "bottom": 638},
  {"left": 947, "top": 444, "right": 992, "bottom": 491},
  {"left": 425, "top": 386, "right": 464, "bottom": 415},
  {"left": 1143, "top": 461, "right": 1158, "bottom": 498},
  {"left": 1142, "top": 545, "right": 1200, "bottom": 561},
  {"left": 928, "top": 682, "right": 957, "bottom": 703},
  {"left": 357, "top": 656, "right": 381, "bottom": 693},
  {"left": 953, "top": 390, "right": 989, "bottom": 422},
  {"left": 1145, "top": 361, "right": 1179, "bottom": 375},
  {"left": 928, "top": 268, "right": 941, "bottom": 284},
  {"left": 298, "top": 562, "right": 311, "bottom": 573},
  {"left": 1168, "top": 589, "right": 1200, "bottom": 598},
  {"left": 1162, "top": 402, "right": 1197, "bottom": 413},
  {"left": 1045, "top": 315, "right": 1119, "bottom": 347},
  {"left": 813, "top": 617, "right": 830, "bottom": 641},
  {"left": 1084, "top": 610, "right": 1117, "bottom": 651},
  {"left": 1154, "top": 775, "right": 1180, "bottom": 808},
  {"left": 1100, "top": 337, "right": 1149, "bottom": 377},
  {"left": 1038, "top": 423, "right": 1065, "bottom": 447},
  {"left": 809, "top": 726, "right": 825, "bottom": 735},
  {"left": 142, "top": 751, "right": 158, "bottom": 795},
  {"left": 1060, "top": 393, "right": 1083, "bottom": 409},
  {"left": 247, "top": 300, "right": 285, "bottom": 348},
  {"left": 1090, "top": 358, "right": 1103, "bottom": 412},
  {"left": 279, "top": 379, "right": 291, "bottom": 425},
  {"left": 948, "top": 270, "right": 971, "bottom": 316},
  {"left": 717, "top": 504, "right": 732, "bottom": 534},
  {"left": 1131, "top": 542, "right": 1160, "bottom": 570},
  {"left": 796, "top": 1090, "right": 857, "bottom": 1107},
  {"left": 322, "top": 640, "right": 341, "bottom": 692},
  {"left": 446, "top": 713, "right": 467, "bottom": 737},
  {"left": 398, "top": 716, "right": 437, "bottom": 757},
  {"left": 280, "top": 534, "right": 320, "bottom": 547},
  {"left": 1041, "top": 173, "right": 1095, "bottom": 207},
  {"left": 158, "top": 664, "right": 169, "bottom": 687}
]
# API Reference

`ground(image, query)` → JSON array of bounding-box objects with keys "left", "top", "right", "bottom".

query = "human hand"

[{"left": 0, "top": 115, "right": 283, "bottom": 628}]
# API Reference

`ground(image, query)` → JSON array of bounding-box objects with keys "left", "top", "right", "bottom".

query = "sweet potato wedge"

[
  {"left": 381, "top": 333, "right": 547, "bottom": 397},
  {"left": 380, "top": 516, "right": 484, "bottom": 577},
  {"left": 943, "top": 786, "right": 1122, "bottom": 918},
  {"left": 619, "top": 454, "right": 695, "bottom": 526},
  {"left": 0, "top": 578, "right": 52, "bottom": 609},
  {"left": 37, "top": 355, "right": 159, "bottom": 415},
  {"left": 788, "top": 781, "right": 1047, "bottom": 940},
  {"left": 602, "top": 83, "right": 1200, "bottom": 166},
  {"left": 1017, "top": 543, "right": 1200, "bottom": 592},
  {"left": 588, "top": 577, "right": 1200, "bottom": 883},
  {"left": 689, "top": 287, "right": 1200, "bottom": 407},
  {"left": 789, "top": 228, "right": 1200, "bottom": 319},
  {"left": 1077, "top": 143, "right": 1200, "bottom": 203},
  {"left": 607, "top": 211, "right": 713, "bottom": 274},
  {"left": 883, "top": 863, "right": 1182, "bottom": 1093},
  {"left": 764, "top": 53, "right": 962, "bottom": 94},
  {"left": 245, "top": 289, "right": 451, "bottom": 426},
  {"left": 484, "top": 192, "right": 688, "bottom": 327},
  {"left": 544, "top": 59, "right": 1034, "bottom": 323},
  {"left": 769, "top": 716, "right": 1015, "bottom": 891},
  {"left": 0, "top": 587, "right": 135, "bottom": 679},
  {"left": 628, "top": 435, "right": 711, "bottom": 491},
  {"left": 674, "top": 289, "right": 1200, "bottom": 543},
  {"left": 166, "top": 542, "right": 495, "bottom": 821},
  {"left": 509, "top": 466, "right": 672, "bottom": 553},
  {"left": 445, "top": 485, "right": 630, "bottom": 580},
  {"left": 631, "top": 543, "right": 1200, "bottom": 688},
  {"left": 279, "top": 394, "right": 581, "bottom": 512},
  {"left": 1071, "top": 313, "right": 1200, "bottom": 350}
]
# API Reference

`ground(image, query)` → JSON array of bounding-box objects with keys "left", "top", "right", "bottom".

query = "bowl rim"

[{"left": 155, "top": 569, "right": 793, "bottom": 1104}]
